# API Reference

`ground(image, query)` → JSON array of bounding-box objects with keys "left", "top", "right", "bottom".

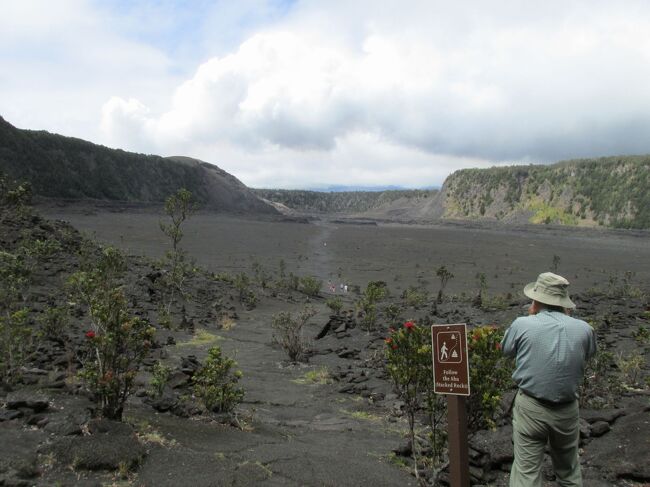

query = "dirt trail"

[{"left": 131, "top": 295, "right": 415, "bottom": 486}]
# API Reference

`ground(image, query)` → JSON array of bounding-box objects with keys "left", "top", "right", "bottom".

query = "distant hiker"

[
  {"left": 501, "top": 272, "right": 596, "bottom": 487},
  {"left": 344, "top": 284, "right": 348, "bottom": 293}
]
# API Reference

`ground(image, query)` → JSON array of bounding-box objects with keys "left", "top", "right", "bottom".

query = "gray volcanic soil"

[
  {"left": 39, "top": 208, "right": 650, "bottom": 297},
  {"left": 2, "top": 205, "right": 649, "bottom": 486}
]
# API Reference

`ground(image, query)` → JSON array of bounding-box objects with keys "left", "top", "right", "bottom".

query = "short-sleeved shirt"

[{"left": 501, "top": 310, "right": 597, "bottom": 403}]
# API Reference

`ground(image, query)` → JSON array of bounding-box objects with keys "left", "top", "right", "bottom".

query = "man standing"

[{"left": 501, "top": 272, "right": 597, "bottom": 486}]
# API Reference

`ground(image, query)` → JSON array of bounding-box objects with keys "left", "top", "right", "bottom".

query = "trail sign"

[{"left": 431, "top": 323, "right": 470, "bottom": 396}]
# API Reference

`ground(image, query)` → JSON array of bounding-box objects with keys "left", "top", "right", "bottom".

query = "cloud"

[{"left": 5, "top": 1, "right": 650, "bottom": 187}]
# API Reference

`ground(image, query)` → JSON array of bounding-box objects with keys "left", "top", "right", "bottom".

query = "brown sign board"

[{"left": 431, "top": 324, "right": 470, "bottom": 396}]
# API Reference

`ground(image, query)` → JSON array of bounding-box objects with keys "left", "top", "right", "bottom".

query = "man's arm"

[
  {"left": 586, "top": 325, "right": 597, "bottom": 360},
  {"left": 500, "top": 321, "right": 519, "bottom": 358}
]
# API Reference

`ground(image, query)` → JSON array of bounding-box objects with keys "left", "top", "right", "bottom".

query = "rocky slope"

[
  {"left": 258, "top": 157, "right": 650, "bottom": 229},
  {"left": 439, "top": 156, "right": 650, "bottom": 229},
  {"left": 0, "top": 117, "right": 277, "bottom": 214}
]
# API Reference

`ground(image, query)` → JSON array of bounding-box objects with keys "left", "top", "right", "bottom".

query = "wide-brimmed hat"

[{"left": 523, "top": 272, "right": 575, "bottom": 309}]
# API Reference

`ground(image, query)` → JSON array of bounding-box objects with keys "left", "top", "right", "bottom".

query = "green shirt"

[{"left": 501, "top": 310, "right": 597, "bottom": 403}]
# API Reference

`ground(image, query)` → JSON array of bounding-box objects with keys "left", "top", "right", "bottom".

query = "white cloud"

[{"left": 4, "top": 1, "right": 650, "bottom": 187}]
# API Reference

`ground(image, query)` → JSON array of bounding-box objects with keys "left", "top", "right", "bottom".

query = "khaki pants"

[{"left": 510, "top": 390, "right": 582, "bottom": 487}]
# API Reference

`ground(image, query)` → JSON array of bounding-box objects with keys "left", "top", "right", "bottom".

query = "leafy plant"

[
  {"left": 615, "top": 350, "right": 645, "bottom": 387},
  {"left": 38, "top": 305, "right": 69, "bottom": 341},
  {"left": 401, "top": 286, "right": 428, "bottom": 309},
  {"left": 271, "top": 307, "right": 316, "bottom": 362},
  {"left": 385, "top": 321, "right": 444, "bottom": 479},
  {"left": 0, "top": 308, "right": 31, "bottom": 384},
  {"left": 299, "top": 276, "right": 322, "bottom": 297},
  {"left": 383, "top": 303, "right": 403, "bottom": 328},
  {"left": 633, "top": 324, "right": 650, "bottom": 345},
  {"left": 326, "top": 296, "right": 343, "bottom": 316},
  {"left": 467, "top": 325, "right": 513, "bottom": 431},
  {"left": 192, "top": 346, "right": 244, "bottom": 413},
  {"left": 149, "top": 361, "right": 172, "bottom": 398},
  {"left": 68, "top": 246, "right": 155, "bottom": 420},
  {"left": 435, "top": 266, "right": 454, "bottom": 303},
  {"left": 158, "top": 188, "right": 196, "bottom": 327},
  {"left": 0, "top": 234, "right": 59, "bottom": 382},
  {"left": 580, "top": 349, "right": 622, "bottom": 408}
]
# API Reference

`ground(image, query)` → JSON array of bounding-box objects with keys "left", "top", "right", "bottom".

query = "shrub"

[
  {"left": 616, "top": 350, "right": 645, "bottom": 387},
  {"left": 38, "top": 305, "right": 69, "bottom": 341},
  {"left": 0, "top": 236, "right": 57, "bottom": 382},
  {"left": 401, "top": 286, "right": 428, "bottom": 309},
  {"left": 435, "top": 266, "right": 454, "bottom": 303},
  {"left": 272, "top": 307, "right": 316, "bottom": 362},
  {"left": 149, "top": 361, "right": 172, "bottom": 398},
  {"left": 385, "top": 321, "right": 446, "bottom": 478},
  {"left": 158, "top": 188, "right": 196, "bottom": 327},
  {"left": 383, "top": 303, "right": 403, "bottom": 328},
  {"left": 580, "top": 349, "right": 622, "bottom": 408},
  {"left": 365, "top": 281, "right": 389, "bottom": 303},
  {"left": 0, "top": 173, "right": 32, "bottom": 215},
  {"left": 0, "top": 308, "right": 31, "bottom": 384},
  {"left": 251, "top": 259, "right": 270, "bottom": 288},
  {"left": 326, "top": 296, "right": 343, "bottom": 316},
  {"left": 633, "top": 324, "right": 650, "bottom": 344},
  {"left": 467, "top": 325, "right": 513, "bottom": 431},
  {"left": 68, "top": 247, "right": 155, "bottom": 420},
  {"left": 192, "top": 346, "right": 244, "bottom": 413},
  {"left": 299, "top": 276, "right": 322, "bottom": 297}
]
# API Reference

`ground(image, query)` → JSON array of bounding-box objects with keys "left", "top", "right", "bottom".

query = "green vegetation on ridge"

[
  {"left": 444, "top": 156, "right": 650, "bottom": 229},
  {"left": 0, "top": 116, "right": 275, "bottom": 213}
]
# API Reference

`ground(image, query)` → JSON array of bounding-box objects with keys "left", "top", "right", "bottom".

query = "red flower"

[
  {"left": 385, "top": 337, "right": 393, "bottom": 344},
  {"left": 472, "top": 333, "right": 480, "bottom": 342},
  {"left": 495, "top": 342, "right": 502, "bottom": 351},
  {"left": 391, "top": 344, "right": 398, "bottom": 350},
  {"left": 85, "top": 330, "right": 95, "bottom": 339},
  {"left": 404, "top": 321, "right": 415, "bottom": 330}
]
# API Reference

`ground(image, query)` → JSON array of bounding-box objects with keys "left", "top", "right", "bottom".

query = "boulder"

[
  {"left": 580, "top": 408, "right": 626, "bottom": 424},
  {"left": 5, "top": 393, "right": 49, "bottom": 412},
  {"left": 48, "top": 421, "right": 145, "bottom": 471},
  {"left": 470, "top": 425, "right": 513, "bottom": 467},
  {"left": 590, "top": 421, "right": 610, "bottom": 437},
  {"left": 583, "top": 410, "right": 650, "bottom": 481}
]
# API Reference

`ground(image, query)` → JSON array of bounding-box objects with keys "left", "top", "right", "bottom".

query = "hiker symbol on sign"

[{"left": 437, "top": 331, "right": 462, "bottom": 363}]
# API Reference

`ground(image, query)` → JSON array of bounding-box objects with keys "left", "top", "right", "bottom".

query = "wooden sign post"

[{"left": 432, "top": 324, "right": 470, "bottom": 487}]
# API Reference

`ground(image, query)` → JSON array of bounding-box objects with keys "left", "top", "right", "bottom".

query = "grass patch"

[
  {"left": 340, "top": 409, "right": 383, "bottom": 422},
  {"left": 176, "top": 329, "right": 222, "bottom": 347},
  {"left": 128, "top": 417, "right": 176, "bottom": 448},
  {"left": 291, "top": 367, "right": 332, "bottom": 385},
  {"left": 526, "top": 199, "right": 578, "bottom": 225},
  {"left": 387, "top": 452, "right": 410, "bottom": 469},
  {"left": 219, "top": 316, "right": 237, "bottom": 330}
]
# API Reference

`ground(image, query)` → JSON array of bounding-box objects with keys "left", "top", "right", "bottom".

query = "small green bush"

[
  {"left": 401, "top": 286, "right": 428, "bottom": 308},
  {"left": 272, "top": 307, "right": 315, "bottom": 362},
  {"left": 38, "top": 305, "right": 68, "bottom": 340},
  {"left": 467, "top": 325, "right": 513, "bottom": 431},
  {"left": 149, "top": 361, "right": 172, "bottom": 398},
  {"left": 299, "top": 276, "right": 322, "bottom": 297},
  {"left": 580, "top": 349, "right": 622, "bottom": 408},
  {"left": 192, "top": 346, "right": 244, "bottom": 413},
  {"left": 326, "top": 296, "right": 343, "bottom": 315},
  {"left": 69, "top": 247, "right": 155, "bottom": 420}
]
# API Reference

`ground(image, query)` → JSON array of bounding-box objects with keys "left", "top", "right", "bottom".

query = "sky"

[{"left": 2, "top": 0, "right": 650, "bottom": 189}]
